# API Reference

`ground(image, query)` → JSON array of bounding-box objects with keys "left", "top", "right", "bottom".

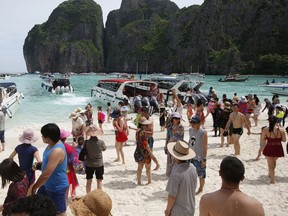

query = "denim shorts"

[{"left": 37, "top": 185, "right": 68, "bottom": 214}]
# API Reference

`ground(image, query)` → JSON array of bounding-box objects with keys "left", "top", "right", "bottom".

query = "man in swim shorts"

[
  {"left": 246, "top": 94, "right": 255, "bottom": 127},
  {"left": 225, "top": 104, "right": 250, "bottom": 155}
]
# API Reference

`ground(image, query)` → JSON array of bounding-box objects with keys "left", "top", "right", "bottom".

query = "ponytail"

[{"left": 268, "top": 115, "right": 277, "bottom": 132}]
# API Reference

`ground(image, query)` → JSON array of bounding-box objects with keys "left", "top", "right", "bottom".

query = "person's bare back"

[{"left": 200, "top": 189, "right": 264, "bottom": 216}]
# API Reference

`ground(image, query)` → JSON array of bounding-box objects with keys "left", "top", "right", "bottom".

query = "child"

[
  {"left": 73, "top": 136, "right": 85, "bottom": 174},
  {"left": 60, "top": 129, "right": 79, "bottom": 199},
  {"left": 159, "top": 103, "right": 166, "bottom": 131},
  {"left": 107, "top": 102, "right": 112, "bottom": 123},
  {"left": 9, "top": 128, "right": 41, "bottom": 184},
  {"left": 275, "top": 105, "right": 284, "bottom": 127},
  {"left": 97, "top": 106, "right": 105, "bottom": 131},
  {"left": 251, "top": 126, "right": 267, "bottom": 161}
]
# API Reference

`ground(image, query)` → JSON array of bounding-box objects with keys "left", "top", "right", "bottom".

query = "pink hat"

[
  {"left": 19, "top": 128, "right": 38, "bottom": 143},
  {"left": 60, "top": 129, "right": 71, "bottom": 139}
]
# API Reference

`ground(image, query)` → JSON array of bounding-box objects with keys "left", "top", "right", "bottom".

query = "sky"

[{"left": 0, "top": 0, "right": 204, "bottom": 73}]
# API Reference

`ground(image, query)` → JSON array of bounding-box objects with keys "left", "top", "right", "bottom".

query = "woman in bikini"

[
  {"left": 110, "top": 109, "right": 128, "bottom": 164},
  {"left": 260, "top": 115, "right": 286, "bottom": 184}
]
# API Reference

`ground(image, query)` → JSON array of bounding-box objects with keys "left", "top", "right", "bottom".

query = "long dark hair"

[
  {"left": 268, "top": 115, "right": 277, "bottom": 132},
  {"left": 0, "top": 158, "right": 26, "bottom": 189},
  {"left": 254, "top": 96, "right": 260, "bottom": 105}
]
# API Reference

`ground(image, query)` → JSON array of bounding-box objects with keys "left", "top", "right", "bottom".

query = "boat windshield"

[
  {"left": 178, "top": 81, "right": 198, "bottom": 92},
  {"left": 97, "top": 82, "right": 120, "bottom": 92},
  {"left": 123, "top": 82, "right": 153, "bottom": 97}
]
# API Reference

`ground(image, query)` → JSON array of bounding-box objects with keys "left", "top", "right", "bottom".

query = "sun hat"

[
  {"left": 171, "top": 112, "right": 181, "bottom": 119},
  {"left": 60, "top": 129, "right": 71, "bottom": 139},
  {"left": 190, "top": 115, "right": 201, "bottom": 124},
  {"left": 19, "top": 128, "right": 38, "bottom": 143},
  {"left": 167, "top": 101, "right": 173, "bottom": 107},
  {"left": 75, "top": 108, "right": 86, "bottom": 114},
  {"left": 224, "top": 101, "right": 231, "bottom": 109},
  {"left": 240, "top": 96, "right": 247, "bottom": 103},
  {"left": 167, "top": 140, "right": 195, "bottom": 161},
  {"left": 69, "top": 112, "right": 79, "bottom": 119},
  {"left": 70, "top": 189, "right": 112, "bottom": 216},
  {"left": 159, "top": 103, "right": 165, "bottom": 109},
  {"left": 139, "top": 117, "right": 151, "bottom": 125},
  {"left": 121, "top": 106, "right": 129, "bottom": 112},
  {"left": 109, "top": 109, "right": 121, "bottom": 119},
  {"left": 86, "top": 125, "right": 103, "bottom": 137}
]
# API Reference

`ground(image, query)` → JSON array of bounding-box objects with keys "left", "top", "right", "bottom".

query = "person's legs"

[
  {"left": 267, "top": 157, "right": 277, "bottom": 184},
  {"left": 145, "top": 162, "right": 152, "bottom": 184},
  {"left": 232, "top": 134, "right": 241, "bottom": 155},
  {"left": 196, "top": 177, "right": 205, "bottom": 195},
  {"left": 220, "top": 128, "right": 225, "bottom": 147},
  {"left": 137, "top": 162, "right": 144, "bottom": 185},
  {"left": 46, "top": 187, "right": 68, "bottom": 216},
  {"left": 245, "top": 113, "right": 251, "bottom": 128},
  {"left": 85, "top": 166, "right": 94, "bottom": 193},
  {"left": 151, "top": 154, "right": 160, "bottom": 171},
  {"left": 0, "top": 131, "right": 5, "bottom": 151},
  {"left": 95, "top": 166, "right": 104, "bottom": 189},
  {"left": 118, "top": 142, "right": 125, "bottom": 164},
  {"left": 114, "top": 141, "right": 120, "bottom": 162}
]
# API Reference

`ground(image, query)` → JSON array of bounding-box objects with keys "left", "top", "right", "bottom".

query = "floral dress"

[{"left": 134, "top": 130, "right": 151, "bottom": 164}]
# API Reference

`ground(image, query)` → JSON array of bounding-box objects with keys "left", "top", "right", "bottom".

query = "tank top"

[
  {"left": 42, "top": 142, "right": 68, "bottom": 191},
  {"left": 189, "top": 127, "right": 207, "bottom": 160}
]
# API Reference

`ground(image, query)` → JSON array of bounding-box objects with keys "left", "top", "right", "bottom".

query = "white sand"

[{"left": 0, "top": 107, "right": 288, "bottom": 216}]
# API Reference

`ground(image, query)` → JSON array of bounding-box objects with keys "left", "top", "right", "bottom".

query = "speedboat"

[
  {"left": 261, "top": 83, "right": 288, "bottom": 96},
  {"left": 147, "top": 76, "right": 208, "bottom": 105},
  {"left": 91, "top": 79, "right": 158, "bottom": 109},
  {"left": 41, "top": 78, "right": 73, "bottom": 94},
  {"left": 0, "top": 74, "right": 11, "bottom": 80},
  {"left": 0, "top": 82, "right": 24, "bottom": 120},
  {"left": 218, "top": 74, "right": 248, "bottom": 82}
]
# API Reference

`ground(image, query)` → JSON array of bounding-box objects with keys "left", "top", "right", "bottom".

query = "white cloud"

[{"left": 0, "top": 0, "right": 203, "bottom": 73}]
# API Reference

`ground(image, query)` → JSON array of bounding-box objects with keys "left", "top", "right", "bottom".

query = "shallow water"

[{"left": 4, "top": 74, "right": 288, "bottom": 128}]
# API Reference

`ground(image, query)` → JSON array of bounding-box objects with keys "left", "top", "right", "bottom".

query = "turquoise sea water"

[{"left": 4, "top": 74, "right": 288, "bottom": 129}]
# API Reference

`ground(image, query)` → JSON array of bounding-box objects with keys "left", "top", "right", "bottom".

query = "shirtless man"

[
  {"left": 199, "top": 156, "right": 265, "bottom": 216},
  {"left": 225, "top": 104, "right": 250, "bottom": 155},
  {"left": 246, "top": 94, "right": 256, "bottom": 127}
]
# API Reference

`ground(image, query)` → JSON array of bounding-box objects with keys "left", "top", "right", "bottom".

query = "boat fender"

[
  {"left": 20, "top": 92, "right": 24, "bottom": 99},
  {"left": 2, "top": 105, "right": 12, "bottom": 118},
  {"left": 113, "top": 94, "right": 116, "bottom": 103}
]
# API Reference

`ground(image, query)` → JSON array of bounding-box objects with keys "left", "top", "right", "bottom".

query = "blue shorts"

[
  {"left": 37, "top": 185, "right": 68, "bottom": 214},
  {"left": 190, "top": 159, "right": 206, "bottom": 178},
  {"left": 0, "top": 130, "right": 5, "bottom": 143},
  {"left": 148, "top": 137, "right": 154, "bottom": 149}
]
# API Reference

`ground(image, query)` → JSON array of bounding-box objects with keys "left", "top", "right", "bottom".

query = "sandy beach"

[{"left": 0, "top": 105, "right": 288, "bottom": 216}]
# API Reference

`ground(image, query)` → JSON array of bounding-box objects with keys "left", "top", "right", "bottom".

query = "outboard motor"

[
  {"left": 60, "top": 86, "right": 65, "bottom": 94},
  {"left": 141, "top": 97, "right": 150, "bottom": 107},
  {"left": 55, "top": 86, "right": 61, "bottom": 94}
]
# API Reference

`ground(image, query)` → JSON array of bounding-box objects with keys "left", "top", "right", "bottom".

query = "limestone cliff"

[{"left": 23, "top": 0, "right": 104, "bottom": 73}]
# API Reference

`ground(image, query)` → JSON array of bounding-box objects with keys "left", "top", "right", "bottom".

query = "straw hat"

[
  {"left": 167, "top": 140, "right": 195, "bottom": 161},
  {"left": 75, "top": 108, "right": 86, "bottom": 114},
  {"left": 224, "top": 101, "right": 231, "bottom": 109},
  {"left": 69, "top": 112, "right": 79, "bottom": 119},
  {"left": 19, "top": 128, "right": 38, "bottom": 143},
  {"left": 86, "top": 125, "right": 103, "bottom": 137},
  {"left": 139, "top": 117, "right": 151, "bottom": 125},
  {"left": 60, "top": 129, "right": 71, "bottom": 139},
  {"left": 159, "top": 103, "right": 165, "bottom": 109},
  {"left": 70, "top": 189, "right": 112, "bottom": 216}
]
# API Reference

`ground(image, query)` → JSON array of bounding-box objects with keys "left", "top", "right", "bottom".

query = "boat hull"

[
  {"left": 262, "top": 84, "right": 288, "bottom": 96},
  {"left": 218, "top": 78, "right": 248, "bottom": 82}
]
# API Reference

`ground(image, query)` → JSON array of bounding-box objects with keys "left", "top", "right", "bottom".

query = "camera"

[{"left": 190, "top": 136, "right": 196, "bottom": 146}]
